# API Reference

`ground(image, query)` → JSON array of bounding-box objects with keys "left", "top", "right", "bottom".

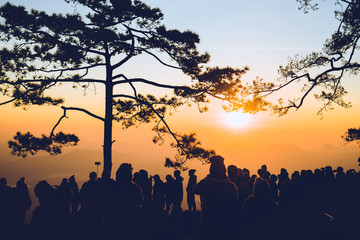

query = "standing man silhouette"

[
  {"left": 194, "top": 155, "right": 238, "bottom": 240},
  {"left": 173, "top": 170, "right": 184, "bottom": 215},
  {"left": 186, "top": 169, "right": 197, "bottom": 212}
]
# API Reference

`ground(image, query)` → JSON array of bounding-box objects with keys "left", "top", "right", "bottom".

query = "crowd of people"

[{"left": 1, "top": 155, "right": 360, "bottom": 240}]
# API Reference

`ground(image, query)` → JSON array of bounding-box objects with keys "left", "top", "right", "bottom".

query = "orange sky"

[{"left": 1, "top": 84, "right": 359, "bottom": 182}]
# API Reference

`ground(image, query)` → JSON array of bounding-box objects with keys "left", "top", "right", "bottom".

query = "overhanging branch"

[
  {"left": 113, "top": 77, "right": 191, "bottom": 90},
  {"left": 0, "top": 78, "right": 106, "bottom": 85},
  {"left": 140, "top": 49, "right": 182, "bottom": 70},
  {"left": 50, "top": 106, "right": 104, "bottom": 138},
  {"left": 37, "top": 63, "right": 106, "bottom": 74},
  {"left": 0, "top": 98, "right": 16, "bottom": 106},
  {"left": 61, "top": 106, "right": 105, "bottom": 121}
]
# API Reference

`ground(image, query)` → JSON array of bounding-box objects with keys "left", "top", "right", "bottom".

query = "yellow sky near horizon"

[{"left": 1, "top": 85, "right": 359, "bottom": 174}]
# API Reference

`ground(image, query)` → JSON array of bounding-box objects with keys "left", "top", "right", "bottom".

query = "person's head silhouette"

[
  {"left": 227, "top": 165, "right": 238, "bottom": 181},
  {"left": 174, "top": 170, "right": 181, "bottom": 179},
  {"left": 89, "top": 172, "right": 97, "bottom": 181},
  {"left": 253, "top": 178, "right": 270, "bottom": 198},
  {"left": 34, "top": 180, "right": 53, "bottom": 204},
  {"left": 116, "top": 163, "right": 133, "bottom": 182},
  {"left": 189, "top": 169, "right": 196, "bottom": 177},
  {"left": 153, "top": 174, "right": 161, "bottom": 182},
  {"left": 0, "top": 177, "right": 7, "bottom": 187},
  {"left": 165, "top": 174, "right": 174, "bottom": 182},
  {"left": 209, "top": 155, "right": 227, "bottom": 180}
]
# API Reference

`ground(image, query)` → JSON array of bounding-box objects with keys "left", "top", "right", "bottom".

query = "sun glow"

[{"left": 223, "top": 111, "right": 252, "bottom": 129}]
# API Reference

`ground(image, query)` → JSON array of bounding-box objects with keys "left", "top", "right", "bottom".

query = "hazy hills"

[
  {"left": 235, "top": 143, "right": 360, "bottom": 173},
  {"left": 1, "top": 142, "right": 359, "bottom": 186},
  {"left": 0, "top": 146, "right": 128, "bottom": 184}
]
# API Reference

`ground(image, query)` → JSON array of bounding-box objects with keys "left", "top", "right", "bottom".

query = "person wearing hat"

[
  {"left": 186, "top": 169, "right": 197, "bottom": 212},
  {"left": 194, "top": 155, "right": 238, "bottom": 239}
]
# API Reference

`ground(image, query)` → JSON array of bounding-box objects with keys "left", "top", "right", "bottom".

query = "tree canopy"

[
  {"left": 0, "top": 0, "right": 254, "bottom": 175},
  {"left": 244, "top": 0, "right": 360, "bottom": 117}
]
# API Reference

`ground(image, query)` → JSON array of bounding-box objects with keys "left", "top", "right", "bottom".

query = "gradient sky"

[{"left": 1, "top": 0, "right": 360, "bottom": 184}]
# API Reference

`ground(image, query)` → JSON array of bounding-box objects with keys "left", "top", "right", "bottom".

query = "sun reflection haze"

[{"left": 223, "top": 111, "right": 252, "bottom": 129}]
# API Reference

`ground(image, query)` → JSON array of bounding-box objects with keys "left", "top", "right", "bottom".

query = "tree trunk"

[
  {"left": 103, "top": 81, "right": 113, "bottom": 177},
  {"left": 103, "top": 53, "right": 113, "bottom": 178}
]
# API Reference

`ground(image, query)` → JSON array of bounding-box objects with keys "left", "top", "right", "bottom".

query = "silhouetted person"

[
  {"left": 334, "top": 167, "right": 347, "bottom": 214},
  {"left": 164, "top": 174, "right": 175, "bottom": 215},
  {"left": 112, "top": 163, "right": 144, "bottom": 239},
  {"left": 291, "top": 170, "right": 300, "bottom": 179},
  {"left": 152, "top": 174, "right": 165, "bottom": 213},
  {"left": 0, "top": 177, "right": 31, "bottom": 239},
  {"left": 236, "top": 169, "right": 251, "bottom": 208},
  {"left": 249, "top": 174, "right": 257, "bottom": 194},
  {"left": 269, "top": 174, "right": 279, "bottom": 202},
  {"left": 133, "top": 171, "right": 141, "bottom": 185},
  {"left": 242, "top": 177, "right": 278, "bottom": 240},
  {"left": 0, "top": 178, "right": 14, "bottom": 238},
  {"left": 139, "top": 169, "right": 152, "bottom": 210},
  {"left": 57, "top": 178, "right": 71, "bottom": 221},
  {"left": 14, "top": 177, "right": 31, "bottom": 231},
  {"left": 96, "top": 170, "right": 116, "bottom": 223},
  {"left": 78, "top": 171, "right": 101, "bottom": 239},
  {"left": 286, "top": 171, "right": 309, "bottom": 237},
  {"left": 194, "top": 155, "right": 238, "bottom": 240},
  {"left": 1, "top": 178, "right": 29, "bottom": 239},
  {"left": 186, "top": 169, "right": 197, "bottom": 212},
  {"left": 258, "top": 164, "right": 270, "bottom": 181},
  {"left": 227, "top": 165, "right": 239, "bottom": 183},
  {"left": 278, "top": 168, "right": 291, "bottom": 211},
  {"left": 69, "top": 175, "right": 80, "bottom": 216},
  {"left": 173, "top": 170, "right": 184, "bottom": 215},
  {"left": 31, "top": 180, "right": 63, "bottom": 240},
  {"left": 278, "top": 168, "right": 290, "bottom": 186},
  {"left": 114, "top": 164, "right": 144, "bottom": 211},
  {"left": 227, "top": 165, "right": 244, "bottom": 213},
  {"left": 324, "top": 166, "right": 336, "bottom": 211}
]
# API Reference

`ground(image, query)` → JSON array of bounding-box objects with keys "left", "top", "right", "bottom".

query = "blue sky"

[{"left": 5, "top": 0, "right": 341, "bottom": 84}]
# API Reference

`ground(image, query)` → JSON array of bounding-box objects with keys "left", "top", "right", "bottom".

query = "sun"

[{"left": 223, "top": 111, "right": 251, "bottom": 129}]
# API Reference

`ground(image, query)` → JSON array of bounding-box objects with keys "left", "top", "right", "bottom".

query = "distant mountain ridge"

[
  {"left": 0, "top": 148, "right": 129, "bottom": 183},
  {"left": 1, "top": 142, "right": 359, "bottom": 185}
]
